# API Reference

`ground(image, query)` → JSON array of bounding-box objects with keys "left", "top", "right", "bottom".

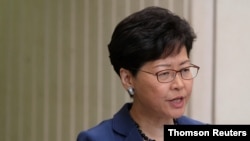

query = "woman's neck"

[
  {"left": 129, "top": 102, "right": 175, "bottom": 126},
  {"left": 129, "top": 104, "right": 175, "bottom": 141}
]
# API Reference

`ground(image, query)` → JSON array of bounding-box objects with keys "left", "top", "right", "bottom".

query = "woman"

[{"left": 77, "top": 6, "right": 204, "bottom": 141}]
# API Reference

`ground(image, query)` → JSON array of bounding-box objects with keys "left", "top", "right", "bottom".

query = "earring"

[{"left": 127, "top": 87, "right": 135, "bottom": 96}]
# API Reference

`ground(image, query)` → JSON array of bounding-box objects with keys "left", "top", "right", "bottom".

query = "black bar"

[{"left": 164, "top": 125, "right": 250, "bottom": 139}]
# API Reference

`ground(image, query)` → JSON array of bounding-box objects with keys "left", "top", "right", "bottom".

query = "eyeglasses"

[{"left": 137, "top": 65, "right": 200, "bottom": 83}]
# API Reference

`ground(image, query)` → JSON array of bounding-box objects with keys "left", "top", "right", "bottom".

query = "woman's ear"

[{"left": 119, "top": 68, "right": 134, "bottom": 89}]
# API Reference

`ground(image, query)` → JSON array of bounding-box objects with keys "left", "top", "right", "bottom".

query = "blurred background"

[{"left": 1, "top": 0, "right": 250, "bottom": 141}]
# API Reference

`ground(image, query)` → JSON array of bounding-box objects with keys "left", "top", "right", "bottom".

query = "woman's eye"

[
  {"left": 182, "top": 68, "right": 190, "bottom": 72},
  {"left": 158, "top": 71, "right": 171, "bottom": 76}
]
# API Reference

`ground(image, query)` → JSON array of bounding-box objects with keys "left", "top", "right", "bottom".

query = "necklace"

[
  {"left": 135, "top": 123, "right": 156, "bottom": 141},
  {"left": 135, "top": 119, "right": 177, "bottom": 141}
]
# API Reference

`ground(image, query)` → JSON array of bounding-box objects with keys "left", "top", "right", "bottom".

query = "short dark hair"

[{"left": 108, "top": 6, "right": 196, "bottom": 76}]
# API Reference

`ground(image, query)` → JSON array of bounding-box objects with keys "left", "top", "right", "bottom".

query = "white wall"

[
  {"left": 190, "top": 0, "right": 250, "bottom": 124},
  {"left": 215, "top": 0, "right": 250, "bottom": 124},
  {"left": 189, "top": 0, "right": 214, "bottom": 124}
]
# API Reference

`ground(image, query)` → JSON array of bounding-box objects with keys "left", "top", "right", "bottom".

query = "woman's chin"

[{"left": 171, "top": 109, "right": 186, "bottom": 118}]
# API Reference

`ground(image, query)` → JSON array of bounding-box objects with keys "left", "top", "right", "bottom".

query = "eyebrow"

[
  {"left": 153, "top": 60, "right": 191, "bottom": 68},
  {"left": 180, "top": 60, "right": 191, "bottom": 66}
]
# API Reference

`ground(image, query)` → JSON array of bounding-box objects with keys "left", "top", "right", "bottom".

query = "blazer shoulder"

[{"left": 77, "top": 119, "right": 113, "bottom": 141}]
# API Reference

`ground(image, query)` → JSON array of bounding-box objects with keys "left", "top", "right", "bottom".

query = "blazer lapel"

[{"left": 112, "top": 103, "right": 142, "bottom": 141}]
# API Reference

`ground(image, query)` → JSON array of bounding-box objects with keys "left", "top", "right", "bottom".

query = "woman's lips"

[{"left": 168, "top": 97, "right": 184, "bottom": 108}]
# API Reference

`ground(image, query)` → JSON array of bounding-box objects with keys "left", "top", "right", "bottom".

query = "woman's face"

[{"left": 132, "top": 46, "right": 194, "bottom": 119}]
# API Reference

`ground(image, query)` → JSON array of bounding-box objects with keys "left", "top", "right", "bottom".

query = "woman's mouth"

[{"left": 168, "top": 97, "right": 184, "bottom": 108}]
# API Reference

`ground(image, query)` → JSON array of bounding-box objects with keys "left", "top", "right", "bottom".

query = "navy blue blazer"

[{"left": 77, "top": 103, "right": 204, "bottom": 141}]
